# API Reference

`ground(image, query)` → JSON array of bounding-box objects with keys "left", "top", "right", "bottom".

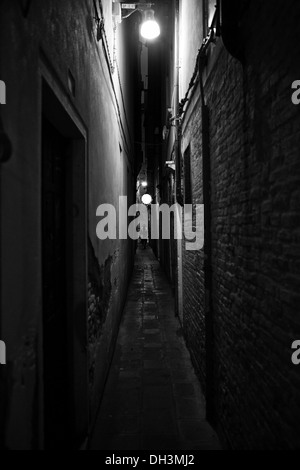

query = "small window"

[{"left": 184, "top": 146, "right": 192, "bottom": 205}]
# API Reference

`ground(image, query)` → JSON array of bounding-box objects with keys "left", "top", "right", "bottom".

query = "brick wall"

[
  {"left": 180, "top": 0, "right": 300, "bottom": 449},
  {"left": 181, "top": 91, "right": 206, "bottom": 386}
]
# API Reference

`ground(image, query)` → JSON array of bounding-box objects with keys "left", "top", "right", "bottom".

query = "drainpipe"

[
  {"left": 175, "top": 130, "right": 183, "bottom": 206},
  {"left": 173, "top": 0, "right": 184, "bottom": 320},
  {"left": 174, "top": 0, "right": 183, "bottom": 208},
  {"left": 198, "top": 54, "right": 214, "bottom": 424}
]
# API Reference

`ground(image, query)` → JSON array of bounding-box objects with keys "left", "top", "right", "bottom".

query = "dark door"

[{"left": 42, "top": 117, "right": 70, "bottom": 449}]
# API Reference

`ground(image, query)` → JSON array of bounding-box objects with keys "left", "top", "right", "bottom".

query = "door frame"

[{"left": 38, "top": 55, "right": 88, "bottom": 449}]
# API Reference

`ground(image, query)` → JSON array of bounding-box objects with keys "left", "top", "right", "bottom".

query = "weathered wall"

[
  {"left": 179, "top": 0, "right": 203, "bottom": 98},
  {"left": 166, "top": 0, "right": 300, "bottom": 450},
  {"left": 206, "top": 1, "right": 300, "bottom": 449},
  {"left": 0, "top": 0, "right": 137, "bottom": 449}
]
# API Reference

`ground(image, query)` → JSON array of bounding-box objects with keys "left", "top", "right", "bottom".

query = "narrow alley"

[
  {"left": 0, "top": 0, "right": 300, "bottom": 452},
  {"left": 90, "top": 245, "right": 220, "bottom": 450}
]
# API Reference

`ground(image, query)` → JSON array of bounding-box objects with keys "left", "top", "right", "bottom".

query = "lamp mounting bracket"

[
  {"left": 121, "top": 3, "right": 154, "bottom": 9},
  {"left": 120, "top": 3, "right": 155, "bottom": 18}
]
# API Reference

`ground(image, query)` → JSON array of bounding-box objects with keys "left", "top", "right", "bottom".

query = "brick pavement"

[{"left": 89, "top": 246, "right": 221, "bottom": 450}]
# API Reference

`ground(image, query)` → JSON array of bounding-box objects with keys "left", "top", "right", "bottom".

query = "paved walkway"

[{"left": 89, "top": 246, "right": 221, "bottom": 450}]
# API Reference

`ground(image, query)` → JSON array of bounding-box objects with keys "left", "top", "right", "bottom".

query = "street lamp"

[
  {"left": 113, "top": 2, "right": 161, "bottom": 40},
  {"left": 140, "top": 9, "right": 160, "bottom": 40},
  {"left": 136, "top": 181, "right": 148, "bottom": 192},
  {"left": 142, "top": 194, "right": 152, "bottom": 205}
]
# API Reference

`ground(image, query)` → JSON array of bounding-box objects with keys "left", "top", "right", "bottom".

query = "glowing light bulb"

[
  {"left": 141, "top": 20, "right": 160, "bottom": 40},
  {"left": 140, "top": 9, "right": 160, "bottom": 40},
  {"left": 142, "top": 194, "right": 153, "bottom": 205}
]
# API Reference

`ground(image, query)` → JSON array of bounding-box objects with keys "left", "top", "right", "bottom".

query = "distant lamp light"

[
  {"left": 140, "top": 9, "right": 160, "bottom": 40},
  {"left": 142, "top": 194, "right": 152, "bottom": 205}
]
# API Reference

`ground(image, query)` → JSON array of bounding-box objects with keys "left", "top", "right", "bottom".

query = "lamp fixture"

[
  {"left": 136, "top": 181, "right": 148, "bottom": 192},
  {"left": 140, "top": 9, "right": 160, "bottom": 40},
  {"left": 141, "top": 194, "right": 153, "bottom": 205},
  {"left": 113, "top": 2, "right": 160, "bottom": 40}
]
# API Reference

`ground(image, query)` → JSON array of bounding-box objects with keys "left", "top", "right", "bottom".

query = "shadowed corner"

[
  {"left": 0, "top": 131, "right": 12, "bottom": 164},
  {"left": 0, "top": 112, "right": 12, "bottom": 164},
  {"left": 0, "top": 112, "right": 12, "bottom": 450},
  {"left": 18, "top": 0, "right": 32, "bottom": 18}
]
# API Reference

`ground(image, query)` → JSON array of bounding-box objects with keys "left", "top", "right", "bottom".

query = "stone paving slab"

[{"left": 89, "top": 246, "right": 221, "bottom": 450}]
